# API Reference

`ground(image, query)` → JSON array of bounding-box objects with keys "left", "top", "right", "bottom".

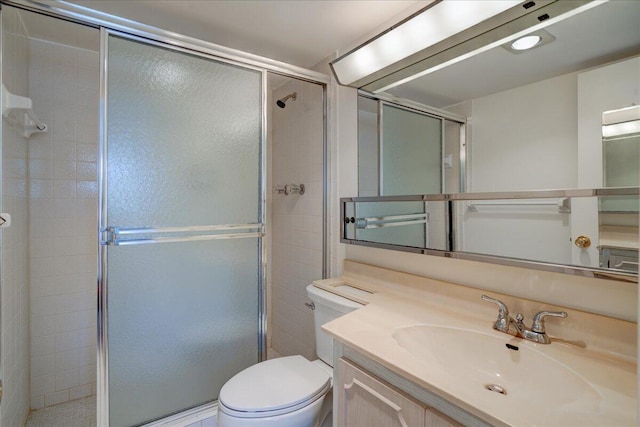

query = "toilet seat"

[{"left": 219, "top": 355, "right": 331, "bottom": 418}]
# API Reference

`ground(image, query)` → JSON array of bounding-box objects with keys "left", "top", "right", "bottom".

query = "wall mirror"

[
  {"left": 342, "top": 188, "right": 639, "bottom": 282},
  {"left": 351, "top": 0, "right": 640, "bottom": 280}
]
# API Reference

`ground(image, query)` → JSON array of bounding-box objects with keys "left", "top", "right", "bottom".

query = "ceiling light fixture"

[
  {"left": 330, "top": 0, "right": 607, "bottom": 93},
  {"left": 511, "top": 35, "right": 542, "bottom": 50},
  {"left": 330, "top": 0, "right": 522, "bottom": 87},
  {"left": 602, "top": 105, "right": 640, "bottom": 140},
  {"left": 502, "top": 29, "right": 555, "bottom": 54}
]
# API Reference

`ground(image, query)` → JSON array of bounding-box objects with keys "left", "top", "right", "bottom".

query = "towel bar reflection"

[
  {"left": 274, "top": 183, "right": 305, "bottom": 195},
  {"left": 467, "top": 198, "right": 570, "bottom": 213},
  {"left": 355, "top": 213, "right": 428, "bottom": 229}
]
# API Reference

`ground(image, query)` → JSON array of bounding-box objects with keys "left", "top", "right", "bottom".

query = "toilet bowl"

[
  {"left": 217, "top": 356, "right": 332, "bottom": 427},
  {"left": 217, "top": 284, "right": 363, "bottom": 427}
]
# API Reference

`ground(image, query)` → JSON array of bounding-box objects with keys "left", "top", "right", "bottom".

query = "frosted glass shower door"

[
  {"left": 102, "top": 34, "right": 263, "bottom": 427},
  {"left": 381, "top": 104, "right": 442, "bottom": 196}
]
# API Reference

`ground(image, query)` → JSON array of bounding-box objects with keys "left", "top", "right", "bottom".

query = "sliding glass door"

[{"left": 100, "top": 32, "right": 264, "bottom": 426}]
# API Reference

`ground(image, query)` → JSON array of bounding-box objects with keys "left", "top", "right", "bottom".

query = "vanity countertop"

[{"left": 318, "top": 261, "right": 637, "bottom": 427}]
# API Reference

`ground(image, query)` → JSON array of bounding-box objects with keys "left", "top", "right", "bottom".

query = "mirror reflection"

[
  {"left": 359, "top": 0, "right": 640, "bottom": 194},
  {"left": 357, "top": 95, "right": 464, "bottom": 196},
  {"left": 353, "top": 1, "right": 640, "bottom": 277},
  {"left": 343, "top": 191, "right": 638, "bottom": 278},
  {"left": 345, "top": 200, "right": 447, "bottom": 250}
]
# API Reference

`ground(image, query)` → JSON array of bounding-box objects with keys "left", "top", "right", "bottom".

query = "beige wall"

[
  {"left": 462, "top": 72, "right": 579, "bottom": 192},
  {"left": 268, "top": 78, "right": 325, "bottom": 360}
]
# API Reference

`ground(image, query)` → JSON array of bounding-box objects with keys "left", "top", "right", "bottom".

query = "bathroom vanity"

[{"left": 319, "top": 261, "right": 637, "bottom": 427}]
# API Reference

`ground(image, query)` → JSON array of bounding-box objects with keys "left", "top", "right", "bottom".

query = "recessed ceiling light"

[
  {"left": 502, "top": 29, "right": 555, "bottom": 54},
  {"left": 511, "top": 35, "right": 542, "bottom": 51}
]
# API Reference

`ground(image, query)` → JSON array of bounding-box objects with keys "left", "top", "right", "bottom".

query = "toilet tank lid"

[
  {"left": 306, "top": 284, "right": 363, "bottom": 313},
  {"left": 219, "top": 355, "right": 331, "bottom": 414}
]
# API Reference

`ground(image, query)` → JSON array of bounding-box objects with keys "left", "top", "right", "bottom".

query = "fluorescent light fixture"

[
  {"left": 602, "top": 121, "right": 640, "bottom": 139},
  {"left": 511, "top": 35, "right": 541, "bottom": 50},
  {"left": 333, "top": 0, "right": 609, "bottom": 93},
  {"left": 331, "top": 0, "right": 521, "bottom": 86},
  {"left": 602, "top": 105, "right": 640, "bottom": 139}
]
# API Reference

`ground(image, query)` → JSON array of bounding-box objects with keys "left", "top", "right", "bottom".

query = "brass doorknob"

[{"left": 574, "top": 235, "right": 591, "bottom": 248}]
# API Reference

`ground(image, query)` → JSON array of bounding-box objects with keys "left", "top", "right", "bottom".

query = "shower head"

[{"left": 276, "top": 92, "right": 297, "bottom": 108}]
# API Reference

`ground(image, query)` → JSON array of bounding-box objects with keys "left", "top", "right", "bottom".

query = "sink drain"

[{"left": 485, "top": 384, "right": 507, "bottom": 395}]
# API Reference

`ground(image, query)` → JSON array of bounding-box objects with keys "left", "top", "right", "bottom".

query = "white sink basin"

[{"left": 392, "top": 324, "right": 601, "bottom": 411}]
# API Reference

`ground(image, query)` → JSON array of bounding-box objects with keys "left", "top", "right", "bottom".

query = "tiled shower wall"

[
  {"left": 28, "top": 38, "right": 99, "bottom": 409},
  {"left": 269, "top": 79, "right": 324, "bottom": 360},
  {"left": 1, "top": 8, "right": 31, "bottom": 427}
]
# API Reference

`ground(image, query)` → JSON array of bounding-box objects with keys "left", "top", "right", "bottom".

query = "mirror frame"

[{"left": 341, "top": 187, "right": 639, "bottom": 283}]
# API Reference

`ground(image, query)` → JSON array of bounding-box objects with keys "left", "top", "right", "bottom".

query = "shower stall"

[{"left": 0, "top": 2, "right": 328, "bottom": 426}]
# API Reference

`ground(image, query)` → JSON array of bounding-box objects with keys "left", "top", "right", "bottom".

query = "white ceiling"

[
  {"left": 387, "top": 0, "right": 640, "bottom": 108},
  {"left": 19, "top": 0, "right": 640, "bottom": 107},
  {"left": 54, "top": 0, "right": 423, "bottom": 68}
]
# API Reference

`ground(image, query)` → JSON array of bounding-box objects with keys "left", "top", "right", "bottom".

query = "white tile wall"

[
  {"left": 28, "top": 37, "right": 99, "bottom": 410},
  {"left": 1, "top": 7, "right": 31, "bottom": 427},
  {"left": 268, "top": 79, "right": 324, "bottom": 360},
  {"left": 0, "top": 8, "right": 29, "bottom": 426}
]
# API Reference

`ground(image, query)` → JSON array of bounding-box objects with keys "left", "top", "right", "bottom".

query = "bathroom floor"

[
  {"left": 24, "top": 351, "right": 281, "bottom": 427},
  {"left": 25, "top": 397, "right": 96, "bottom": 427}
]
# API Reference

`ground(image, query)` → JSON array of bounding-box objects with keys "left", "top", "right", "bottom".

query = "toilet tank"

[{"left": 306, "top": 284, "right": 363, "bottom": 367}]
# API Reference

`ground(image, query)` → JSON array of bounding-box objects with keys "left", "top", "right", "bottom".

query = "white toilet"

[{"left": 217, "top": 284, "right": 363, "bottom": 427}]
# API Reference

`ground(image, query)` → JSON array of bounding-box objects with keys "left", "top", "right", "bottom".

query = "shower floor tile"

[{"left": 26, "top": 396, "right": 96, "bottom": 427}]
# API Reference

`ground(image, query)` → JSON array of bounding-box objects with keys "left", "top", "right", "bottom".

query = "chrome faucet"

[{"left": 481, "top": 295, "right": 567, "bottom": 344}]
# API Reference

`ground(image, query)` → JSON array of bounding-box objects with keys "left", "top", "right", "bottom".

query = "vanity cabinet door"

[
  {"left": 425, "top": 408, "right": 462, "bottom": 427},
  {"left": 336, "top": 358, "right": 425, "bottom": 427}
]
